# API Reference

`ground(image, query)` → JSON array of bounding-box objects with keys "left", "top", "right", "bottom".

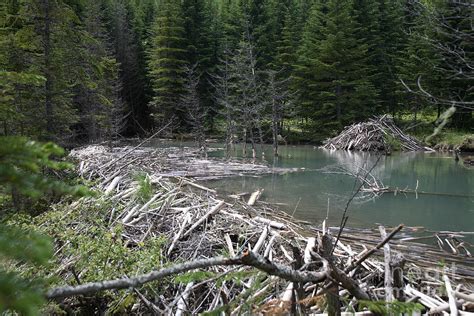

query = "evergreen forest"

[
  {"left": 1, "top": 1, "right": 473, "bottom": 314},
  {"left": 1, "top": 0, "right": 472, "bottom": 145}
]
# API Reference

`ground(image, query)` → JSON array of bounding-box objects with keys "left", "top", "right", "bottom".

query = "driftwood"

[{"left": 322, "top": 115, "right": 434, "bottom": 152}]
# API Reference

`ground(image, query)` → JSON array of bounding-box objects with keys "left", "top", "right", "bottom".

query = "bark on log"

[{"left": 47, "top": 251, "right": 329, "bottom": 299}]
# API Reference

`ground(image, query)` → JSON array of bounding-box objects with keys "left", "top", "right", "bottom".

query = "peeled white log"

[
  {"left": 224, "top": 233, "right": 235, "bottom": 257},
  {"left": 280, "top": 282, "right": 294, "bottom": 305},
  {"left": 112, "top": 187, "right": 135, "bottom": 200},
  {"left": 121, "top": 205, "right": 139, "bottom": 223},
  {"left": 105, "top": 176, "right": 122, "bottom": 195},
  {"left": 378, "top": 225, "right": 393, "bottom": 303},
  {"left": 304, "top": 237, "right": 317, "bottom": 264},
  {"left": 247, "top": 189, "right": 263, "bottom": 206},
  {"left": 182, "top": 179, "right": 217, "bottom": 194},
  {"left": 175, "top": 282, "right": 194, "bottom": 316},
  {"left": 182, "top": 200, "right": 225, "bottom": 237},
  {"left": 455, "top": 291, "right": 474, "bottom": 302},
  {"left": 253, "top": 227, "right": 269, "bottom": 254},
  {"left": 443, "top": 272, "right": 458, "bottom": 316},
  {"left": 167, "top": 213, "right": 191, "bottom": 256},
  {"left": 253, "top": 216, "right": 286, "bottom": 229},
  {"left": 429, "top": 301, "right": 463, "bottom": 315},
  {"left": 264, "top": 234, "right": 277, "bottom": 258},
  {"left": 122, "top": 193, "right": 161, "bottom": 224},
  {"left": 280, "top": 245, "right": 293, "bottom": 262}
]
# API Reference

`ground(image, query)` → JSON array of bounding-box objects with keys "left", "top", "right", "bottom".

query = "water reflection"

[{"left": 203, "top": 144, "right": 473, "bottom": 234}]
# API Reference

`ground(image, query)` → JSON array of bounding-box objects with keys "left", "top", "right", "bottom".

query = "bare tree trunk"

[
  {"left": 272, "top": 98, "right": 279, "bottom": 157},
  {"left": 242, "top": 127, "right": 247, "bottom": 156},
  {"left": 43, "top": 0, "right": 53, "bottom": 136}
]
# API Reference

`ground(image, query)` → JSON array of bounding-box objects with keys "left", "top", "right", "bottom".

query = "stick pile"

[
  {"left": 70, "top": 144, "right": 300, "bottom": 181},
  {"left": 50, "top": 145, "right": 474, "bottom": 314},
  {"left": 322, "top": 115, "right": 433, "bottom": 152}
]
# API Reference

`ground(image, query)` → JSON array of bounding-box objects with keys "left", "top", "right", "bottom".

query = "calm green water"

[{"left": 204, "top": 144, "right": 474, "bottom": 233}]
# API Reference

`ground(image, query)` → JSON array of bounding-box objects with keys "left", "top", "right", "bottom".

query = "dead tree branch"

[{"left": 47, "top": 250, "right": 329, "bottom": 299}]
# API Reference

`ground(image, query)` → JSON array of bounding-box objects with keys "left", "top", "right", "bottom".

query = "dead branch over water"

[{"left": 49, "top": 145, "right": 474, "bottom": 314}]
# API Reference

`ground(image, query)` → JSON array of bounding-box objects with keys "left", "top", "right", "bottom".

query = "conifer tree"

[
  {"left": 297, "top": 0, "right": 377, "bottom": 135},
  {"left": 376, "top": 0, "right": 406, "bottom": 114},
  {"left": 147, "top": 0, "right": 187, "bottom": 127},
  {"left": 275, "top": 0, "right": 301, "bottom": 78},
  {"left": 293, "top": 1, "right": 327, "bottom": 123},
  {"left": 103, "top": 0, "right": 151, "bottom": 135},
  {"left": 73, "top": 0, "right": 125, "bottom": 141},
  {"left": 182, "top": 0, "right": 217, "bottom": 129},
  {"left": 0, "top": 0, "right": 80, "bottom": 140},
  {"left": 398, "top": 3, "right": 442, "bottom": 126}
]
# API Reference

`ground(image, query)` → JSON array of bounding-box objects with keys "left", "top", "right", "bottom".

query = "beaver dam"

[{"left": 43, "top": 144, "right": 474, "bottom": 314}]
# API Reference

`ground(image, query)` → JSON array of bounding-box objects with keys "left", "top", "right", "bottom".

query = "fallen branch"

[
  {"left": 344, "top": 224, "right": 404, "bottom": 274},
  {"left": 46, "top": 251, "right": 329, "bottom": 299},
  {"left": 182, "top": 200, "right": 225, "bottom": 237}
]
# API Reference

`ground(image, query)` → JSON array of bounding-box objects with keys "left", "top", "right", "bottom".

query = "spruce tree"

[
  {"left": 182, "top": 0, "right": 216, "bottom": 129},
  {"left": 293, "top": 1, "right": 326, "bottom": 124},
  {"left": 300, "top": 0, "right": 378, "bottom": 136},
  {"left": 147, "top": 0, "right": 187, "bottom": 127},
  {"left": 376, "top": 0, "right": 406, "bottom": 114},
  {"left": 103, "top": 0, "right": 151, "bottom": 134},
  {"left": 73, "top": 0, "right": 125, "bottom": 141},
  {"left": 398, "top": 3, "right": 443, "bottom": 125}
]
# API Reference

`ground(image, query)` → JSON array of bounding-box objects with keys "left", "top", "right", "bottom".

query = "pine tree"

[
  {"left": 73, "top": 0, "right": 125, "bottom": 141},
  {"left": 376, "top": 0, "right": 406, "bottom": 114},
  {"left": 298, "top": 0, "right": 378, "bottom": 136},
  {"left": 293, "top": 1, "right": 327, "bottom": 123},
  {"left": 103, "top": 0, "right": 151, "bottom": 135},
  {"left": 398, "top": 3, "right": 442, "bottom": 126},
  {"left": 0, "top": 0, "right": 80, "bottom": 140},
  {"left": 147, "top": 0, "right": 187, "bottom": 127}
]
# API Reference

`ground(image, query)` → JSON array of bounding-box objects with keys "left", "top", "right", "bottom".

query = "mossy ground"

[{"left": 396, "top": 113, "right": 473, "bottom": 150}]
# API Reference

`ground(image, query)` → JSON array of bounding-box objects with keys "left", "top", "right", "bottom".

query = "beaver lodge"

[{"left": 321, "top": 115, "right": 434, "bottom": 152}]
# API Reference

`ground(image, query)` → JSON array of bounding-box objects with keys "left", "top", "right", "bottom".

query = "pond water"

[{"left": 151, "top": 141, "right": 474, "bottom": 234}]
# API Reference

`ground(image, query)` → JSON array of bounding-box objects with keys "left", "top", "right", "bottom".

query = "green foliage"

[
  {"left": 359, "top": 300, "right": 424, "bottom": 315},
  {"left": 0, "top": 136, "right": 89, "bottom": 201},
  {"left": 383, "top": 133, "right": 402, "bottom": 151},
  {"left": 147, "top": 0, "right": 187, "bottom": 125},
  {"left": 0, "top": 224, "right": 53, "bottom": 315},
  {"left": 7, "top": 196, "right": 167, "bottom": 312},
  {"left": 0, "top": 136, "right": 89, "bottom": 315},
  {"left": 174, "top": 271, "right": 215, "bottom": 284},
  {"left": 133, "top": 172, "right": 153, "bottom": 202}
]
